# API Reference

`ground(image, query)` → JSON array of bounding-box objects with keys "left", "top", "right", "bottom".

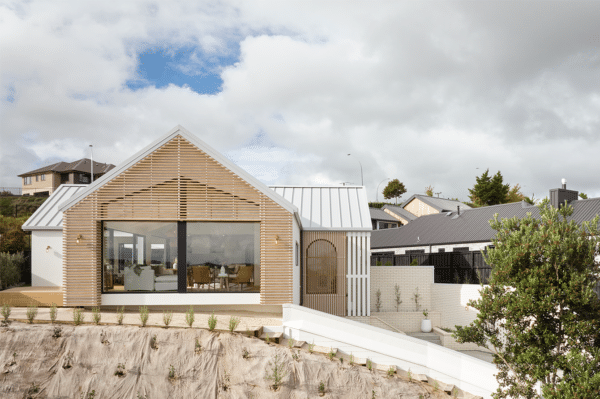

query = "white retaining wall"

[
  {"left": 431, "top": 283, "right": 484, "bottom": 329},
  {"left": 370, "top": 266, "right": 432, "bottom": 313},
  {"left": 283, "top": 304, "right": 498, "bottom": 399}
]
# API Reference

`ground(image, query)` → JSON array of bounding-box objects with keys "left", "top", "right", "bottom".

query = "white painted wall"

[
  {"left": 282, "top": 304, "right": 498, "bottom": 399},
  {"left": 370, "top": 266, "right": 433, "bottom": 312},
  {"left": 431, "top": 284, "right": 485, "bottom": 329},
  {"left": 101, "top": 293, "right": 260, "bottom": 306},
  {"left": 31, "top": 230, "right": 63, "bottom": 286},
  {"left": 372, "top": 241, "right": 492, "bottom": 255},
  {"left": 292, "top": 216, "right": 301, "bottom": 305}
]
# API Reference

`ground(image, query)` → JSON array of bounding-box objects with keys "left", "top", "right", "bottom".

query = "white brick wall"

[
  {"left": 370, "top": 266, "right": 433, "bottom": 313},
  {"left": 431, "top": 283, "right": 485, "bottom": 329}
]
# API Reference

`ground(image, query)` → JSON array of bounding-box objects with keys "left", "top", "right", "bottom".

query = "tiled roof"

[
  {"left": 401, "top": 194, "right": 472, "bottom": 212},
  {"left": 382, "top": 205, "right": 418, "bottom": 222},
  {"left": 369, "top": 207, "right": 399, "bottom": 223},
  {"left": 371, "top": 198, "right": 600, "bottom": 249},
  {"left": 270, "top": 186, "right": 372, "bottom": 231},
  {"left": 22, "top": 184, "right": 89, "bottom": 230},
  {"left": 18, "top": 158, "right": 115, "bottom": 177}
]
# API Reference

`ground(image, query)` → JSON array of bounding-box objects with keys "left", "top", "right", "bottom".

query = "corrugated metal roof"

[
  {"left": 270, "top": 186, "right": 372, "bottom": 231},
  {"left": 370, "top": 207, "right": 400, "bottom": 223},
  {"left": 371, "top": 198, "right": 600, "bottom": 249},
  {"left": 382, "top": 205, "right": 418, "bottom": 222},
  {"left": 22, "top": 184, "right": 88, "bottom": 230},
  {"left": 401, "top": 194, "right": 472, "bottom": 212}
]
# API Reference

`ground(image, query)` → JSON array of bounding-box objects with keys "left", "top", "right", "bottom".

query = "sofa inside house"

[{"left": 123, "top": 265, "right": 178, "bottom": 291}]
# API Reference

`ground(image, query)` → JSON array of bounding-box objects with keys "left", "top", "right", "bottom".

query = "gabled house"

[
  {"left": 382, "top": 195, "right": 470, "bottom": 226},
  {"left": 23, "top": 126, "right": 371, "bottom": 317},
  {"left": 369, "top": 207, "right": 400, "bottom": 230},
  {"left": 18, "top": 158, "right": 115, "bottom": 196},
  {"left": 371, "top": 183, "right": 600, "bottom": 255}
]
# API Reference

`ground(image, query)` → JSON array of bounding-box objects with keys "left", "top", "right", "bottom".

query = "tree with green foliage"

[
  {"left": 382, "top": 179, "right": 407, "bottom": 205},
  {"left": 579, "top": 193, "right": 588, "bottom": 200},
  {"left": 0, "top": 215, "right": 31, "bottom": 253},
  {"left": 454, "top": 199, "right": 600, "bottom": 399},
  {"left": 468, "top": 169, "right": 510, "bottom": 207},
  {"left": 425, "top": 185, "right": 434, "bottom": 197},
  {"left": 0, "top": 197, "right": 12, "bottom": 217}
]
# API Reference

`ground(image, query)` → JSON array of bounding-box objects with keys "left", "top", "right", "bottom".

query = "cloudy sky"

[{"left": 2, "top": 1, "right": 600, "bottom": 202}]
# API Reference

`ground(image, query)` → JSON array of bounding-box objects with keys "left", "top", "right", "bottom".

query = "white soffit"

[
  {"left": 270, "top": 186, "right": 372, "bottom": 231},
  {"left": 58, "top": 125, "right": 298, "bottom": 216},
  {"left": 22, "top": 184, "right": 88, "bottom": 230}
]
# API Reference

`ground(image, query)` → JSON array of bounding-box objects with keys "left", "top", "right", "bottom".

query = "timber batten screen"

[{"left": 63, "top": 135, "right": 293, "bottom": 306}]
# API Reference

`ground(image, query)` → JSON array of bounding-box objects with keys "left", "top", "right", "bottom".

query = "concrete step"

[{"left": 407, "top": 332, "right": 442, "bottom": 345}]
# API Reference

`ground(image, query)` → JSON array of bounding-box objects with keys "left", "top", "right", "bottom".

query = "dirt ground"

[{"left": 0, "top": 322, "right": 452, "bottom": 399}]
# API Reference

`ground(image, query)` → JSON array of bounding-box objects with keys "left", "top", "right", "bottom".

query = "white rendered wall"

[
  {"left": 370, "top": 266, "right": 433, "bottom": 312},
  {"left": 101, "top": 293, "right": 260, "bottom": 306},
  {"left": 292, "top": 217, "right": 301, "bottom": 305},
  {"left": 31, "top": 230, "right": 63, "bottom": 286},
  {"left": 282, "top": 304, "right": 497, "bottom": 399},
  {"left": 431, "top": 284, "right": 485, "bottom": 329}
]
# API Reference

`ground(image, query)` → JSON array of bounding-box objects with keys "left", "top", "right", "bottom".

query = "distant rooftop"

[{"left": 18, "top": 158, "right": 115, "bottom": 177}]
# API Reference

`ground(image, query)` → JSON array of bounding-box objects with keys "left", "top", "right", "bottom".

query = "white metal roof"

[
  {"left": 22, "top": 184, "right": 88, "bottom": 231},
  {"left": 58, "top": 125, "right": 299, "bottom": 218},
  {"left": 270, "top": 186, "right": 372, "bottom": 231}
]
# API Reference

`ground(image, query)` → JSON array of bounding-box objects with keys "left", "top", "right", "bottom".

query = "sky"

[{"left": 1, "top": 1, "right": 600, "bottom": 203}]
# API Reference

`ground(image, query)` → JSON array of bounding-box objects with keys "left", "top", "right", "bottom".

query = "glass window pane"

[
  {"left": 103, "top": 221, "right": 178, "bottom": 293},
  {"left": 186, "top": 222, "right": 260, "bottom": 293}
]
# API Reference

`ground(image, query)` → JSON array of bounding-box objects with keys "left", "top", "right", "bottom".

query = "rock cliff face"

[{"left": 0, "top": 322, "right": 444, "bottom": 399}]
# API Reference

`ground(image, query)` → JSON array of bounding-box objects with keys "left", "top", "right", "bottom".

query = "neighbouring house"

[
  {"left": 18, "top": 158, "right": 115, "bottom": 196},
  {"left": 369, "top": 207, "right": 400, "bottom": 230},
  {"left": 371, "top": 182, "right": 600, "bottom": 256},
  {"left": 22, "top": 126, "right": 371, "bottom": 316},
  {"left": 383, "top": 195, "right": 471, "bottom": 226}
]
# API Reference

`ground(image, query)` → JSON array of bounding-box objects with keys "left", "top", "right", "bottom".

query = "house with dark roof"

[
  {"left": 382, "top": 194, "right": 471, "bottom": 226},
  {"left": 372, "top": 183, "right": 600, "bottom": 256},
  {"left": 18, "top": 158, "right": 115, "bottom": 196},
  {"left": 369, "top": 207, "right": 400, "bottom": 230}
]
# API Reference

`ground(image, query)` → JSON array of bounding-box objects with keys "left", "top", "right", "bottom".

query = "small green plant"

[
  {"left": 163, "top": 311, "right": 173, "bottom": 327},
  {"left": 185, "top": 305, "right": 195, "bottom": 328},
  {"left": 366, "top": 358, "right": 372, "bottom": 371},
  {"left": 27, "top": 382, "right": 40, "bottom": 396},
  {"left": 1, "top": 303, "right": 10, "bottom": 326},
  {"left": 327, "top": 348, "right": 335, "bottom": 360},
  {"left": 387, "top": 366, "right": 395, "bottom": 377},
  {"left": 100, "top": 330, "right": 109, "bottom": 345},
  {"left": 26, "top": 305, "right": 38, "bottom": 324},
  {"left": 116, "top": 306, "right": 125, "bottom": 325},
  {"left": 92, "top": 307, "right": 101, "bottom": 325},
  {"left": 228, "top": 316, "right": 240, "bottom": 332},
  {"left": 410, "top": 258, "right": 419, "bottom": 266},
  {"left": 73, "top": 308, "right": 84, "bottom": 326},
  {"left": 452, "top": 387, "right": 459, "bottom": 398},
  {"left": 49, "top": 303, "right": 57, "bottom": 323},
  {"left": 384, "top": 261, "right": 392, "bottom": 266},
  {"left": 265, "top": 333, "right": 270, "bottom": 344},
  {"left": 349, "top": 353, "right": 355, "bottom": 366},
  {"left": 394, "top": 284, "right": 402, "bottom": 311},
  {"left": 139, "top": 306, "right": 149, "bottom": 327},
  {"left": 318, "top": 380, "right": 326, "bottom": 395},
  {"left": 375, "top": 260, "right": 382, "bottom": 266},
  {"left": 137, "top": 392, "right": 148, "bottom": 399},
  {"left": 287, "top": 337, "right": 295, "bottom": 349},
  {"left": 221, "top": 371, "right": 230, "bottom": 391},
  {"left": 83, "top": 390, "right": 95, "bottom": 399},
  {"left": 407, "top": 369, "right": 412, "bottom": 382},
  {"left": 375, "top": 289, "right": 382, "bottom": 312},
  {"left": 9, "top": 351, "right": 17, "bottom": 366},
  {"left": 208, "top": 311, "right": 217, "bottom": 331},
  {"left": 308, "top": 341, "right": 315, "bottom": 353},
  {"left": 52, "top": 326, "right": 62, "bottom": 338},
  {"left": 150, "top": 334, "right": 158, "bottom": 350},
  {"left": 195, "top": 338, "right": 202, "bottom": 353},
  {"left": 63, "top": 351, "right": 73, "bottom": 369},
  {"left": 242, "top": 348, "right": 250, "bottom": 359},
  {"left": 292, "top": 350, "right": 300, "bottom": 361},
  {"left": 372, "top": 389, "right": 377, "bottom": 399},
  {"left": 422, "top": 309, "right": 429, "bottom": 319},
  {"left": 433, "top": 380, "right": 440, "bottom": 392},
  {"left": 264, "top": 354, "right": 288, "bottom": 390},
  {"left": 168, "top": 364, "right": 176, "bottom": 380},
  {"left": 440, "top": 326, "right": 454, "bottom": 333},
  {"left": 115, "top": 363, "right": 126, "bottom": 377},
  {"left": 413, "top": 287, "right": 420, "bottom": 311}
]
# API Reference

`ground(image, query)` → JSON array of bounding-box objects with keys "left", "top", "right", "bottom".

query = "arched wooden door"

[{"left": 302, "top": 231, "right": 346, "bottom": 316}]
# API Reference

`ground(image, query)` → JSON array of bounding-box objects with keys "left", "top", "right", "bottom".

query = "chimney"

[{"left": 550, "top": 178, "right": 578, "bottom": 209}]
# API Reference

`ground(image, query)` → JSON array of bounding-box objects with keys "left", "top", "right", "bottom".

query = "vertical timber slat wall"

[
  {"left": 63, "top": 135, "right": 293, "bottom": 306},
  {"left": 302, "top": 231, "right": 347, "bottom": 316},
  {"left": 347, "top": 231, "right": 370, "bottom": 316}
]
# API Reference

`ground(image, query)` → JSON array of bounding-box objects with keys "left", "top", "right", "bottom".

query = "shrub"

[
  {"left": 308, "top": 341, "right": 315, "bottom": 353},
  {"left": 49, "top": 303, "right": 57, "bottom": 323},
  {"left": 207, "top": 311, "right": 217, "bottom": 331},
  {"left": 287, "top": 337, "right": 295, "bottom": 349},
  {"left": 375, "top": 289, "right": 382, "bottom": 312},
  {"left": 384, "top": 261, "right": 392, "bottom": 266},
  {"left": 264, "top": 354, "right": 288, "bottom": 390},
  {"left": 168, "top": 364, "right": 176, "bottom": 380},
  {"left": 150, "top": 335, "right": 158, "bottom": 350},
  {"left": 73, "top": 308, "right": 84, "bottom": 326},
  {"left": 366, "top": 359, "right": 373, "bottom": 371},
  {"left": 116, "top": 306, "right": 124, "bottom": 325},
  {"left": 1, "top": 303, "right": 10, "bottom": 324},
  {"left": 139, "top": 306, "right": 149, "bottom": 327},
  {"left": 387, "top": 366, "right": 395, "bottom": 377},
  {"left": 319, "top": 381, "right": 326, "bottom": 394},
  {"left": 410, "top": 258, "right": 419, "bottom": 266},
  {"left": 162, "top": 311, "right": 173, "bottom": 327},
  {"left": 26, "top": 305, "right": 38, "bottom": 324},
  {"left": 195, "top": 338, "right": 202, "bottom": 353},
  {"left": 0, "top": 252, "right": 23, "bottom": 289},
  {"left": 185, "top": 306, "right": 195, "bottom": 328},
  {"left": 327, "top": 348, "right": 335, "bottom": 360},
  {"left": 115, "top": 363, "right": 126, "bottom": 377},
  {"left": 91, "top": 307, "right": 101, "bottom": 325},
  {"left": 228, "top": 316, "right": 240, "bottom": 332},
  {"left": 242, "top": 348, "right": 249, "bottom": 359}
]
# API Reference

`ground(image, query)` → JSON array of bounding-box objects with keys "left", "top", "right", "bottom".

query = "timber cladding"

[{"left": 63, "top": 135, "right": 293, "bottom": 306}]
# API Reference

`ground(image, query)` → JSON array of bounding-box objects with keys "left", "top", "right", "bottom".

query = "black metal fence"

[{"left": 371, "top": 251, "right": 492, "bottom": 284}]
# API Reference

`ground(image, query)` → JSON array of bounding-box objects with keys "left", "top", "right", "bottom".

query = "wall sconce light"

[
  {"left": 76, "top": 234, "right": 83, "bottom": 244},
  {"left": 275, "top": 235, "right": 280, "bottom": 245},
  {"left": 46, "top": 246, "right": 51, "bottom": 253}
]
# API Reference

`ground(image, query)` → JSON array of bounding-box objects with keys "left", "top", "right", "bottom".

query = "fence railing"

[{"left": 371, "top": 251, "right": 492, "bottom": 284}]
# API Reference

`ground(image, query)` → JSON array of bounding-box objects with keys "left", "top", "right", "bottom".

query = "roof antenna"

[
  {"left": 434, "top": 192, "right": 441, "bottom": 198},
  {"left": 89, "top": 145, "right": 93, "bottom": 184}
]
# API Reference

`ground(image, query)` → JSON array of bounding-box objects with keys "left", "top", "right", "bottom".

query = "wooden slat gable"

[{"left": 63, "top": 135, "right": 293, "bottom": 306}]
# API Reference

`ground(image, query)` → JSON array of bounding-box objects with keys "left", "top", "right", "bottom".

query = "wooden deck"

[{"left": 0, "top": 286, "right": 63, "bottom": 307}]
